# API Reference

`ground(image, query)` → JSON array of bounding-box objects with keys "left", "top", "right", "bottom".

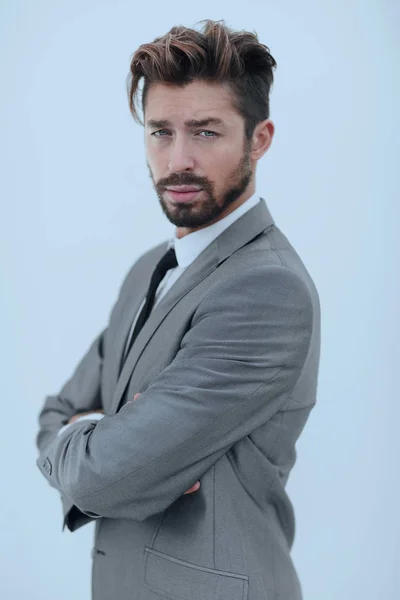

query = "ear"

[{"left": 250, "top": 119, "right": 275, "bottom": 161}]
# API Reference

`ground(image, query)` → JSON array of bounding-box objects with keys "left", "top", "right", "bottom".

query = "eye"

[
  {"left": 151, "top": 129, "right": 170, "bottom": 137},
  {"left": 198, "top": 130, "right": 218, "bottom": 138}
]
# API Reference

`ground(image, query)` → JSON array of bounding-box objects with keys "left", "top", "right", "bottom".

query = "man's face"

[{"left": 144, "top": 80, "right": 254, "bottom": 237}]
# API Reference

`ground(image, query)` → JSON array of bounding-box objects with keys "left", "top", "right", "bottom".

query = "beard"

[{"left": 147, "top": 146, "right": 253, "bottom": 229}]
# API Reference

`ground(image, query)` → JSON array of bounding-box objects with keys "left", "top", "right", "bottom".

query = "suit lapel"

[
  {"left": 113, "top": 242, "right": 169, "bottom": 381},
  {"left": 109, "top": 197, "right": 274, "bottom": 414}
]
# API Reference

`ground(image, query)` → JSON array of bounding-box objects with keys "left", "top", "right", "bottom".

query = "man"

[{"left": 36, "top": 19, "right": 320, "bottom": 600}]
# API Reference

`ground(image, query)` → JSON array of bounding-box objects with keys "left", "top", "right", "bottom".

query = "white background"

[{"left": 1, "top": 1, "right": 398, "bottom": 598}]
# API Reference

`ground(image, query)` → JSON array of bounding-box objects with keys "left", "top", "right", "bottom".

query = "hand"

[
  {"left": 68, "top": 409, "right": 104, "bottom": 425},
  {"left": 128, "top": 393, "right": 201, "bottom": 496}
]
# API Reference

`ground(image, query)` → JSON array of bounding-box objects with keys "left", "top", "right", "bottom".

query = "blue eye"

[
  {"left": 152, "top": 130, "right": 170, "bottom": 137},
  {"left": 199, "top": 130, "right": 218, "bottom": 137}
]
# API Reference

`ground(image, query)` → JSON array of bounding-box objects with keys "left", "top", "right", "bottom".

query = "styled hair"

[{"left": 126, "top": 19, "right": 277, "bottom": 140}]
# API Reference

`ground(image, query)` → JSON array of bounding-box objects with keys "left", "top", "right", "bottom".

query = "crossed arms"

[{"left": 36, "top": 265, "right": 313, "bottom": 524}]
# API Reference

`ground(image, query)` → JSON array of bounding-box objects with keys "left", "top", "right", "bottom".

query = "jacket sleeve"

[
  {"left": 36, "top": 329, "right": 107, "bottom": 531},
  {"left": 36, "top": 265, "right": 314, "bottom": 522}
]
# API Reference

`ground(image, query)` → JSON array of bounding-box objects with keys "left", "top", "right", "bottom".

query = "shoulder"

[{"left": 202, "top": 262, "right": 314, "bottom": 318}]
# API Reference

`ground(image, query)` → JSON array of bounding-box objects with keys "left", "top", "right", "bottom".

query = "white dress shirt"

[{"left": 57, "top": 192, "right": 261, "bottom": 436}]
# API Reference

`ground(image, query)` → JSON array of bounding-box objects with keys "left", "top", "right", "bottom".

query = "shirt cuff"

[{"left": 57, "top": 413, "right": 105, "bottom": 437}]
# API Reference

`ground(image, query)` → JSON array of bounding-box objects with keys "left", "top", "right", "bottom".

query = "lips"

[
  {"left": 165, "top": 188, "right": 203, "bottom": 203},
  {"left": 166, "top": 186, "right": 202, "bottom": 192}
]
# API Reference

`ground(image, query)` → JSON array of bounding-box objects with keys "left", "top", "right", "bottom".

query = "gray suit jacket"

[{"left": 36, "top": 198, "right": 321, "bottom": 600}]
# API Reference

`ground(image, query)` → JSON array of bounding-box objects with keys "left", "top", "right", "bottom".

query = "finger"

[
  {"left": 126, "top": 392, "right": 141, "bottom": 406},
  {"left": 183, "top": 481, "right": 200, "bottom": 495}
]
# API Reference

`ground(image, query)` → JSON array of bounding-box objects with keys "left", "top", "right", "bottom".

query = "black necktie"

[{"left": 122, "top": 246, "right": 178, "bottom": 363}]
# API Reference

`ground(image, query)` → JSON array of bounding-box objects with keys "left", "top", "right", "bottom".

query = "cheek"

[
  {"left": 206, "top": 151, "right": 239, "bottom": 183},
  {"left": 146, "top": 148, "right": 163, "bottom": 173}
]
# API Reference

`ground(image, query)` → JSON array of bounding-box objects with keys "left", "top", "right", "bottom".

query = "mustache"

[{"left": 157, "top": 175, "right": 209, "bottom": 188}]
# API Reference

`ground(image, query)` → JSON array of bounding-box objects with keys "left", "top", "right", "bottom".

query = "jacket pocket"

[{"left": 144, "top": 546, "right": 249, "bottom": 600}]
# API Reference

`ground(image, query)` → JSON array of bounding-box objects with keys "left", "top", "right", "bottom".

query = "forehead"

[{"left": 144, "top": 80, "right": 241, "bottom": 126}]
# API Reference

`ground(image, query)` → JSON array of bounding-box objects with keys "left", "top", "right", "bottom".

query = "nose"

[{"left": 168, "top": 137, "right": 195, "bottom": 173}]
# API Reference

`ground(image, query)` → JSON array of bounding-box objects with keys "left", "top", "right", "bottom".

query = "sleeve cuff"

[{"left": 57, "top": 413, "right": 105, "bottom": 437}]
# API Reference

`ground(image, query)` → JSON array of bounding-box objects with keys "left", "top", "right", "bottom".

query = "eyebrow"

[{"left": 146, "top": 117, "right": 224, "bottom": 129}]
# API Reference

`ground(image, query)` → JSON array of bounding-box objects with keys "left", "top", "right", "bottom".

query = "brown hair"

[{"left": 126, "top": 19, "right": 277, "bottom": 141}]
